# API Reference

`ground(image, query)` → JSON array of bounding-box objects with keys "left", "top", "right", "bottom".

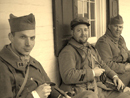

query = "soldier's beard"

[{"left": 78, "top": 38, "right": 88, "bottom": 44}]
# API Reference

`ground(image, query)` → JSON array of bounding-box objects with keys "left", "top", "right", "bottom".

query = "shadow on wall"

[{"left": 54, "top": 23, "right": 72, "bottom": 57}]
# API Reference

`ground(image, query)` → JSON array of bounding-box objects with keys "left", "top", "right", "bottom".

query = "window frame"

[
  {"left": 77, "top": 0, "right": 107, "bottom": 44},
  {"left": 52, "top": 0, "right": 118, "bottom": 56}
]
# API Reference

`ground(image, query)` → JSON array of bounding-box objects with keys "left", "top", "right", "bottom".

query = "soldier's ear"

[
  {"left": 71, "top": 30, "right": 74, "bottom": 36},
  {"left": 8, "top": 33, "right": 14, "bottom": 42}
]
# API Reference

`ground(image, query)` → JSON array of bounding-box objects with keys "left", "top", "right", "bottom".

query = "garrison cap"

[
  {"left": 9, "top": 13, "right": 35, "bottom": 32},
  {"left": 71, "top": 17, "right": 90, "bottom": 30},
  {"left": 110, "top": 15, "right": 124, "bottom": 25}
]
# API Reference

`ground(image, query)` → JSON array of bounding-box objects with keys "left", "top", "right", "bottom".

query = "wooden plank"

[
  {"left": 72, "top": 0, "right": 78, "bottom": 18},
  {"left": 62, "top": 0, "right": 73, "bottom": 39},
  {"left": 52, "top": 0, "right": 63, "bottom": 56},
  {"left": 106, "top": 0, "right": 119, "bottom": 25},
  {"left": 53, "top": 0, "right": 77, "bottom": 56}
]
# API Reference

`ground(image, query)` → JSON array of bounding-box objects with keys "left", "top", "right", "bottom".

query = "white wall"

[
  {"left": 0, "top": 0, "right": 60, "bottom": 85},
  {"left": 96, "top": 0, "right": 106, "bottom": 39},
  {"left": 119, "top": 0, "right": 130, "bottom": 49}
]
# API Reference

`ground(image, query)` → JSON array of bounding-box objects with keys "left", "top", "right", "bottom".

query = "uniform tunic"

[
  {"left": 0, "top": 45, "right": 59, "bottom": 98},
  {"left": 58, "top": 38, "right": 122, "bottom": 98},
  {"left": 95, "top": 29, "right": 130, "bottom": 86}
]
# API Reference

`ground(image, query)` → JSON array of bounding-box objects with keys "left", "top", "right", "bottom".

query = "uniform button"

[{"left": 30, "top": 77, "right": 34, "bottom": 81}]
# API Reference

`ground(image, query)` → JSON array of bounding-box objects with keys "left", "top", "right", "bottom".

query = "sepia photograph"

[{"left": 0, "top": 0, "right": 130, "bottom": 98}]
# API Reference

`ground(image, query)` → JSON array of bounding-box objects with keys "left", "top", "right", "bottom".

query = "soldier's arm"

[
  {"left": 59, "top": 49, "right": 94, "bottom": 84},
  {"left": 95, "top": 40, "right": 126, "bottom": 74}
]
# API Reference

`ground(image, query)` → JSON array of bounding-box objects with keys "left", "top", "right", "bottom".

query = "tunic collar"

[
  {"left": 68, "top": 38, "right": 91, "bottom": 49},
  {"left": 0, "top": 45, "right": 39, "bottom": 71},
  {"left": 105, "top": 29, "right": 121, "bottom": 44}
]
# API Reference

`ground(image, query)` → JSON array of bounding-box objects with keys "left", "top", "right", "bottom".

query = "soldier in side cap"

[
  {"left": 95, "top": 15, "right": 130, "bottom": 88},
  {"left": 0, "top": 13, "right": 72, "bottom": 98},
  {"left": 58, "top": 16, "right": 130, "bottom": 98}
]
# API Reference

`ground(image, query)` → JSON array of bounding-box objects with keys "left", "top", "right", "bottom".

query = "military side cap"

[
  {"left": 9, "top": 13, "right": 35, "bottom": 32},
  {"left": 110, "top": 15, "right": 124, "bottom": 25},
  {"left": 71, "top": 17, "right": 90, "bottom": 30}
]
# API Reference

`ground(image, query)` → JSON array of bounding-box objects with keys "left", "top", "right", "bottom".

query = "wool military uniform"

[
  {"left": 0, "top": 13, "right": 63, "bottom": 98},
  {"left": 95, "top": 28, "right": 130, "bottom": 86},
  {"left": 1, "top": 13, "right": 92, "bottom": 98},
  {"left": 59, "top": 38, "right": 130, "bottom": 98},
  {"left": 0, "top": 45, "right": 61, "bottom": 98}
]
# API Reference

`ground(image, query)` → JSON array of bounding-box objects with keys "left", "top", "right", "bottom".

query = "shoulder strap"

[
  {"left": 0, "top": 56, "right": 30, "bottom": 98},
  {"left": 90, "top": 51, "right": 98, "bottom": 95},
  {"left": 68, "top": 43, "right": 86, "bottom": 63},
  {"left": 0, "top": 57, "right": 19, "bottom": 95},
  {"left": 16, "top": 65, "right": 29, "bottom": 98}
]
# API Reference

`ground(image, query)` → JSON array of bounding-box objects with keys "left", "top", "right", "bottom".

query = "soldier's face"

[
  {"left": 73, "top": 24, "right": 89, "bottom": 44},
  {"left": 9, "top": 30, "right": 35, "bottom": 56},
  {"left": 109, "top": 24, "right": 123, "bottom": 38}
]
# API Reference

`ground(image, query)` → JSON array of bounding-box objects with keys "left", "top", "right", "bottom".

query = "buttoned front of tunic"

[
  {"left": 95, "top": 29, "right": 130, "bottom": 74},
  {"left": 95, "top": 29, "right": 130, "bottom": 86},
  {"left": 0, "top": 45, "right": 60, "bottom": 98},
  {"left": 58, "top": 39, "right": 117, "bottom": 95}
]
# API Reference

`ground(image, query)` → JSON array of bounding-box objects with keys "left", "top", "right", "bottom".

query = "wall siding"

[
  {"left": 119, "top": 0, "right": 130, "bottom": 50},
  {"left": 0, "top": 0, "right": 60, "bottom": 85}
]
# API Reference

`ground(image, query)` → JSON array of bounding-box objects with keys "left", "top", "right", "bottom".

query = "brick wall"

[{"left": 0, "top": 0, "right": 61, "bottom": 85}]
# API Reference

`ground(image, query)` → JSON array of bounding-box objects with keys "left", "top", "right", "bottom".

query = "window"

[
  {"left": 78, "top": 0, "right": 96, "bottom": 37},
  {"left": 77, "top": 0, "right": 106, "bottom": 44},
  {"left": 53, "top": 0, "right": 117, "bottom": 56}
]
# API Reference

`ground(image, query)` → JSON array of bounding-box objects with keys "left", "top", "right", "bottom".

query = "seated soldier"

[
  {"left": 0, "top": 13, "right": 71, "bottom": 98},
  {"left": 58, "top": 16, "right": 130, "bottom": 98},
  {"left": 95, "top": 15, "right": 130, "bottom": 87}
]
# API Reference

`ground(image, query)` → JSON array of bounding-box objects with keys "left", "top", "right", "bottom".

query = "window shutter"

[
  {"left": 53, "top": 0, "right": 77, "bottom": 57},
  {"left": 107, "top": 0, "right": 119, "bottom": 25}
]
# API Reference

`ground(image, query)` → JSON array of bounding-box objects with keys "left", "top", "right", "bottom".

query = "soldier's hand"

[
  {"left": 35, "top": 83, "right": 52, "bottom": 98},
  {"left": 113, "top": 77, "right": 125, "bottom": 91},
  {"left": 93, "top": 67, "right": 105, "bottom": 77},
  {"left": 123, "top": 87, "right": 130, "bottom": 92},
  {"left": 125, "top": 63, "right": 130, "bottom": 71}
]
